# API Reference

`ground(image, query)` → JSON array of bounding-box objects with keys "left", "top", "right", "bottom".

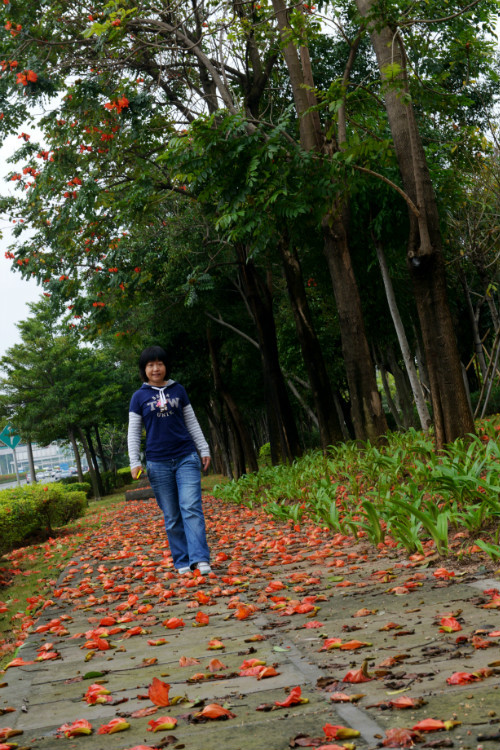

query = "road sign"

[{"left": 0, "top": 424, "right": 21, "bottom": 450}]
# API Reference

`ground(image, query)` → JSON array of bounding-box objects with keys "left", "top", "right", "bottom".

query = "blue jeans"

[{"left": 146, "top": 452, "right": 210, "bottom": 569}]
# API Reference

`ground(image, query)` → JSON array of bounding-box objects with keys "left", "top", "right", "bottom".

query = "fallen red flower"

[
  {"left": 275, "top": 686, "right": 309, "bottom": 707},
  {"left": 195, "top": 703, "right": 236, "bottom": 719},
  {"left": 148, "top": 677, "right": 170, "bottom": 706}
]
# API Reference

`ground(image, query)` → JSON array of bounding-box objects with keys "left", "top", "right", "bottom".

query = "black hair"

[{"left": 138, "top": 345, "right": 170, "bottom": 382}]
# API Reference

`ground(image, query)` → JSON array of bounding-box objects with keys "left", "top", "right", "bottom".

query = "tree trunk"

[
  {"left": 237, "top": 246, "right": 302, "bottom": 463},
  {"left": 26, "top": 440, "right": 37, "bottom": 483},
  {"left": 270, "top": 0, "right": 387, "bottom": 442},
  {"left": 86, "top": 427, "right": 105, "bottom": 496},
  {"left": 476, "top": 325, "right": 500, "bottom": 419},
  {"left": 375, "top": 351, "right": 403, "bottom": 429},
  {"left": 206, "top": 401, "right": 234, "bottom": 479},
  {"left": 94, "top": 424, "right": 108, "bottom": 472},
  {"left": 226, "top": 408, "right": 245, "bottom": 479},
  {"left": 68, "top": 425, "right": 84, "bottom": 481},
  {"left": 385, "top": 343, "right": 418, "bottom": 429},
  {"left": 207, "top": 326, "right": 259, "bottom": 472},
  {"left": 459, "top": 268, "right": 488, "bottom": 380},
  {"left": 322, "top": 212, "right": 388, "bottom": 440},
  {"left": 77, "top": 427, "right": 101, "bottom": 500},
  {"left": 375, "top": 240, "right": 431, "bottom": 430},
  {"left": 356, "top": 0, "right": 475, "bottom": 446},
  {"left": 279, "top": 238, "right": 344, "bottom": 448}
]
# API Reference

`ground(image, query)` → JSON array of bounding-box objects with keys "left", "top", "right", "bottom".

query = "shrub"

[
  {"left": 60, "top": 480, "right": 92, "bottom": 498},
  {"left": 0, "top": 493, "right": 40, "bottom": 556},
  {"left": 117, "top": 467, "right": 133, "bottom": 485},
  {"left": 0, "top": 483, "right": 87, "bottom": 556},
  {"left": 59, "top": 476, "right": 80, "bottom": 485}
]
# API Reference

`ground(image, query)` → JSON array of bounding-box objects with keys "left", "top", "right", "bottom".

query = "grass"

[
  {"left": 0, "top": 489, "right": 126, "bottom": 669},
  {"left": 0, "top": 472, "right": 227, "bottom": 669},
  {"left": 201, "top": 472, "right": 228, "bottom": 494}
]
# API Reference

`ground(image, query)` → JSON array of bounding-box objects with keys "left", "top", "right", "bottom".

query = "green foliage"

[
  {"left": 0, "top": 483, "right": 87, "bottom": 556},
  {"left": 214, "top": 419, "right": 500, "bottom": 556},
  {"left": 59, "top": 478, "right": 93, "bottom": 498}
]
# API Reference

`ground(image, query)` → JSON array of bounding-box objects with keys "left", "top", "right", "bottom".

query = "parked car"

[{"left": 58, "top": 470, "right": 73, "bottom": 479}]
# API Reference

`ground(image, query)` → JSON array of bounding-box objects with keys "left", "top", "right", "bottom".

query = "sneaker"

[
  {"left": 196, "top": 562, "right": 211, "bottom": 575},
  {"left": 177, "top": 566, "right": 191, "bottom": 575}
]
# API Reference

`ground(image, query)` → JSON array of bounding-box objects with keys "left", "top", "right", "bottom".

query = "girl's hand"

[
  {"left": 201, "top": 456, "right": 211, "bottom": 472},
  {"left": 131, "top": 466, "right": 143, "bottom": 480}
]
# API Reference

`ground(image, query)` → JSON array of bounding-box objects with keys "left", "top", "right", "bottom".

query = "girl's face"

[{"left": 145, "top": 359, "right": 167, "bottom": 385}]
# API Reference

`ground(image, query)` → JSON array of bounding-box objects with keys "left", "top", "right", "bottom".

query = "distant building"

[{"left": 0, "top": 442, "right": 77, "bottom": 475}]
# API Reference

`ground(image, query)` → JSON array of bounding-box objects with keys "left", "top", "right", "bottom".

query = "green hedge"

[
  {"left": 59, "top": 477, "right": 93, "bottom": 497},
  {"left": 0, "top": 483, "right": 87, "bottom": 557},
  {"left": 57, "top": 468, "right": 133, "bottom": 499}
]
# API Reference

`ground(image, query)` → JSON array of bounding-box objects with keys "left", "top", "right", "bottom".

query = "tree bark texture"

[
  {"left": 375, "top": 240, "right": 431, "bottom": 430},
  {"left": 207, "top": 325, "right": 259, "bottom": 473},
  {"left": 270, "top": 0, "right": 387, "bottom": 441},
  {"left": 26, "top": 440, "right": 37, "bottom": 484},
  {"left": 86, "top": 427, "right": 105, "bottom": 497},
  {"left": 385, "top": 343, "right": 418, "bottom": 429},
  {"left": 377, "top": 357, "right": 404, "bottom": 429},
  {"left": 322, "top": 212, "right": 388, "bottom": 440},
  {"left": 94, "top": 424, "right": 108, "bottom": 472},
  {"left": 68, "top": 426, "right": 84, "bottom": 482},
  {"left": 355, "top": 0, "right": 475, "bottom": 445},
  {"left": 459, "top": 269, "right": 488, "bottom": 380},
  {"left": 206, "top": 401, "right": 234, "bottom": 479},
  {"left": 77, "top": 427, "right": 101, "bottom": 501},
  {"left": 237, "top": 246, "right": 302, "bottom": 463},
  {"left": 279, "top": 239, "right": 344, "bottom": 448}
]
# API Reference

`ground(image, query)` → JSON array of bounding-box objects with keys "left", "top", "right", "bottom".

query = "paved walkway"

[{"left": 1, "top": 492, "right": 500, "bottom": 750}]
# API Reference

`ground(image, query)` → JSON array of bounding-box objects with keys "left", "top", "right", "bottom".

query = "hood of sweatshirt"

[{"left": 141, "top": 379, "right": 176, "bottom": 408}]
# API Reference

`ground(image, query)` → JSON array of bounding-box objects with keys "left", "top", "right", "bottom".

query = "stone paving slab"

[{"left": 1, "top": 497, "right": 500, "bottom": 750}]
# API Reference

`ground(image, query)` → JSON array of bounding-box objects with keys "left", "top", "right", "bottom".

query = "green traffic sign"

[{"left": 0, "top": 424, "right": 21, "bottom": 450}]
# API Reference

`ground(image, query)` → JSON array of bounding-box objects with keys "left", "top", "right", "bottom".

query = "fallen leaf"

[
  {"left": 323, "top": 723, "right": 360, "bottom": 739},
  {"left": 97, "top": 717, "right": 130, "bottom": 735},
  {"left": 342, "top": 661, "right": 373, "bottom": 683},
  {"left": 129, "top": 707, "right": 158, "bottom": 718},
  {"left": 195, "top": 703, "right": 236, "bottom": 719},
  {"left": 383, "top": 727, "right": 419, "bottom": 747},
  {"left": 352, "top": 608, "right": 377, "bottom": 617},
  {"left": 179, "top": 655, "right": 201, "bottom": 666},
  {"left": 329, "top": 692, "right": 365, "bottom": 703},
  {"left": 379, "top": 622, "right": 402, "bottom": 631},
  {"left": 207, "top": 639, "right": 225, "bottom": 649},
  {"left": 163, "top": 617, "right": 184, "bottom": 629},
  {"left": 439, "top": 617, "right": 461, "bottom": 633},
  {"left": 148, "top": 677, "right": 170, "bottom": 706},
  {"left": 194, "top": 611, "right": 209, "bottom": 626},
  {"left": 257, "top": 666, "right": 279, "bottom": 679},
  {"left": 147, "top": 716, "right": 178, "bottom": 732},
  {"left": 275, "top": 686, "right": 309, "bottom": 707},
  {"left": 412, "top": 719, "right": 446, "bottom": 731},
  {"left": 57, "top": 719, "right": 93, "bottom": 738},
  {"left": 0, "top": 728, "right": 23, "bottom": 740},
  {"left": 208, "top": 658, "right": 226, "bottom": 672},
  {"left": 339, "top": 639, "right": 372, "bottom": 650}
]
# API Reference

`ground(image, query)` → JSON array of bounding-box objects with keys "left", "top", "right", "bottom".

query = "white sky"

[{"left": 0, "top": 132, "right": 43, "bottom": 367}]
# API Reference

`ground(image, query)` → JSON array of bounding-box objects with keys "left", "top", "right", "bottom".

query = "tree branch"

[{"left": 353, "top": 165, "right": 420, "bottom": 217}]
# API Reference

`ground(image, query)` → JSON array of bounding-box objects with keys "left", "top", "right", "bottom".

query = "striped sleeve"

[
  {"left": 128, "top": 411, "right": 143, "bottom": 469},
  {"left": 183, "top": 404, "right": 210, "bottom": 457}
]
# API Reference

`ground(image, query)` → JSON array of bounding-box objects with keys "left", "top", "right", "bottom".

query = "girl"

[{"left": 128, "top": 345, "right": 211, "bottom": 575}]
